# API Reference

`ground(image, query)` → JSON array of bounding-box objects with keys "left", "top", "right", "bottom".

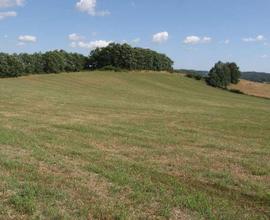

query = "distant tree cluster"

[
  {"left": 88, "top": 43, "right": 174, "bottom": 71},
  {"left": 0, "top": 50, "right": 87, "bottom": 78},
  {"left": 206, "top": 61, "right": 241, "bottom": 88}
]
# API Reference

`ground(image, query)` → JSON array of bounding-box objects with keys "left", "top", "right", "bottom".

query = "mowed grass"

[
  {"left": 229, "top": 79, "right": 270, "bottom": 99},
  {"left": 0, "top": 71, "right": 269, "bottom": 219}
]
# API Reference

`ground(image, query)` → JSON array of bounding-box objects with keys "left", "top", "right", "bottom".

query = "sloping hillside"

[
  {"left": 229, "top": 79, "right": 270, "bottom": 99},
  {"left": 0, "top": 71, "right": 269, "bottom": 219}
]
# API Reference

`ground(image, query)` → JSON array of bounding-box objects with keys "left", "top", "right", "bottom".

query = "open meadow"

[
  {"left": 0, "top": 71, "right": 269, "bottom": 219},
  {"left": 229, "top": 79, "right": 270, "bottom": 99}
]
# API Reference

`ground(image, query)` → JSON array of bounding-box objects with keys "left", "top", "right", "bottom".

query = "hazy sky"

[{"left": 1, "top": 0, "right": 270, "bottom": 72}]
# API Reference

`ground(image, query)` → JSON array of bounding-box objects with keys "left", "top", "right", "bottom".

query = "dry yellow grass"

[{"left": 229, "top": 79, "right": 270, "bottom": 99}]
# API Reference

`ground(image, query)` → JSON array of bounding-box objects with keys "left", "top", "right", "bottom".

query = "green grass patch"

[{"left": 0, "top": 71, "right": 269, "bottom": 219}]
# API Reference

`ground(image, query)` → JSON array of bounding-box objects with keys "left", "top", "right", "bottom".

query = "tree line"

[
  {"left": 0, "top": 50, "right": 87, "bottom": 78},
  {"left": 0, "top": 43, "right": 174, "bottom": 78},
  {"left": 1, "top": 43, "right": 241, "bottom": 89}
]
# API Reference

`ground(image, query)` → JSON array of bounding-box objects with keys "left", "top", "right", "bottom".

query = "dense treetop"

[
  {"left": 88, "top": 43, "right": 174, "bottom": 71},
  {"left": 206, "top": 61, "right": 241, "bottom": 88},
  {"left": 0, "top": 50, "right": 87, "bottom": 78}
]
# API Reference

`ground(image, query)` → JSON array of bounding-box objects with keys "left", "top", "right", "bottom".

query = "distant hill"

[
  {"left": 241, "top": 72, "right": 270, "bottom": 83},
  {"left": 176, "top": 69, "right": 270, "bottom": 83}
]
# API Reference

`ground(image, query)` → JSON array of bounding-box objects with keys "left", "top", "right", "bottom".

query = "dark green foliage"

[
  {"left": 88, "top": 43, "right": 174, "bottom": 71},
  {"left": 185, "top": 73, "right": 203, "bottom": 80},
  {"left": 227, "top": 62, "right": 241, "bottom": 84},
  {"left": 0, "top": 50, "right": 87, "bottom": 78},
  {"left": 229, "top": 89, "right": 244, "bottom": 94},
  {"left": 17, "top": 53, "right": 34, "bottom": 75},
  {"left": 206, "top": 61, "right": 241, "bottom": 88},
  {"left": 57, "top": 50, "right": 87, "bottom": 72},
  {"left": 206, "top": 62, "right": 231, "bottom": 88},
  {"left": 0, "top": 44, "right": 173, "bottom": 78},
  {"left": 0, "top": 53, "right": 24, "bottom": 77},
  {"left": 43, "top": 51, "right": 65, "bottom": 73}
]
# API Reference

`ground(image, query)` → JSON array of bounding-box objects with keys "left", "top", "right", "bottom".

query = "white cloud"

[
  {"left": 0, "top": 10, "right": 16, "bottom": 20},
  {"left": 257, "top": 35, "right": 265, "bottom": 41},
  {"left": 68, "top": 33, "right": 84, "bottom": 41},
  {"left": 18, "top": 35, "right": 37, "bottom": 43},
  {"left": 183, "top": 35, "right": 212, "bottom": 45},
  {"left": 224, "top": 39, "right": 230, "bottom": 44},
  {"left": 0, "top": 0, "right": 23, "bottom": 21},
  {"left": 261, "top": 54, "right": 268, "bottom": 59},
  {"left": 201, "top": 36, "right": 212, "bottom": 43},
  {"left": 184, "top": 36, "right": 200, "bottom": 44},
  {"left": 0, "top": 0, "right": 24, "bottom": 8},
  {"left": 73, "top": 40, "right": 111, "bottom": 50},
  {"left": 152, "top": 31, "right": 169, "bottom": 43},
  {"left": 242, "top": 35, "right": 266, "bottom": 42},
  {"left": 76, "top": 0, "right": 110, "bottom": 16}
]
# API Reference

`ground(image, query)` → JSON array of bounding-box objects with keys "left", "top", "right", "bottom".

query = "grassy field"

[
  {"left": 229, "top": 79, "right": 270, "bottom": 99},
  {"left": 0, "top": 71, "right": 269, "bottom": 219}
]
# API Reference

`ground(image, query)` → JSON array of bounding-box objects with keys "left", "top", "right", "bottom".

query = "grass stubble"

[{"left": 0, "top": 71, "right": 269, "bottom": 219}]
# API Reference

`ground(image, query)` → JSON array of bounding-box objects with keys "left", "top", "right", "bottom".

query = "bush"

[
  {"left": 186, "top": 73, "right": 193, "bottom": 78},
  {"left": 206, "top": 61, "right": 241, "bottom": 88},
  {"left": 194, "top": 74, "right": 203, "bottom": 80},
  {"left": 185, "top": 73, "right": 203, "bottom": 80},
  {"left": 229, "top": 89, "right": 244, "bottom": 94}
]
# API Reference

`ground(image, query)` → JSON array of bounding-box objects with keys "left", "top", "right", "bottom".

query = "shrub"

[
  {"left": 186, "top": 73, "right": 193, "bottom": 78},
  {"left": 185, "top": 73, "right": 203, "bottom": 80},
  {"left": 194, "top": 74, "right": 203, "bottom": 80},
  {"left": 229, "top": 89, "right": 244, "bottom": 94},
  {"left": 206, "top": 61, "right": 241, "bottom": 88}
]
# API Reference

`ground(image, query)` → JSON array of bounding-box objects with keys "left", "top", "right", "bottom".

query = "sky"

[{"left": 0, "top": 0, "right": 270, "bottom": 72}]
